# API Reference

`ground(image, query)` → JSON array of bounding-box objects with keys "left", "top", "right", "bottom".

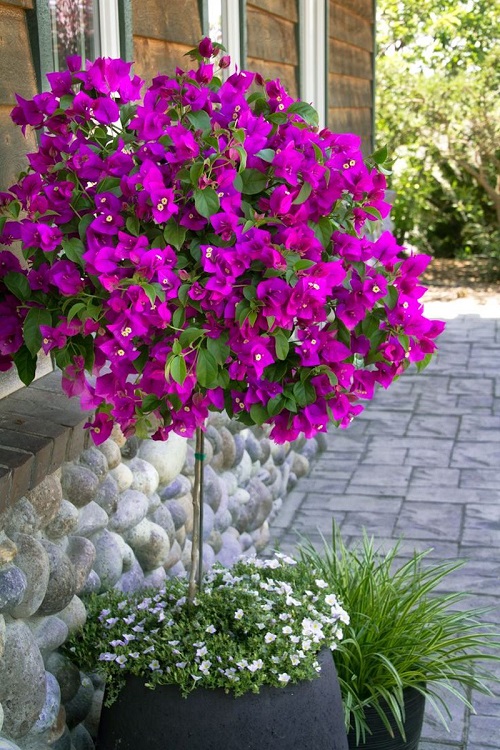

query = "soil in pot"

[
  {"left": 347, "top": 688, "right": 425, "bottom": 750},
  {"left": 97, "top": 649, "right": 348, "bottom": 750}
]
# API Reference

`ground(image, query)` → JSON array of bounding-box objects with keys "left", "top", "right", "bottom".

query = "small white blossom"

[
  {"left": 278, "top": 673, "right": 291, "bottom": 684},
  {"left": 290, "top": 654, "right": 300, "bottom": 666},
  {"left": 115, "top": 655, "right": 127, "bottom": 666},
  {"left": 206, "top": 624, "right": 216, "bottom": 634},
  {"left": 196, "top": 646, "right": 208, "bottom": 658},
  {"left": 325, "top": 594, "right": 338, "bottom": 606},
  {"left": 315, "top": 579, "right": 328, "bottom": 589},
  {"left": 149, "top": 660, "right": 161, "bottom": 671},
  {"left": 234, "top": 609, "right": 244, "bottom": 620},
  {"left": 264, "top": 632, "right": 277, "bottom": 643},
  {"left": 176, "top": 661, "right": 187, "bottom": 668},
  {"left": 247, "top": 659, "right": 264, "bottom": 672},
  {"left": 282, "top": 625, "right": 293, "bottom": 635},
  {"left": 200, "top": 660, "right": 212, "bottom": 674}
]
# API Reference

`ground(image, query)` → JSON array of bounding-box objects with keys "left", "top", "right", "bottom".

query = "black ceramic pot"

[
  {"left": 347, "top": 688, "right": 425, "bottom": 750},
  {"left": 97, "top": 648, "right": 348, "bottom": 750}
]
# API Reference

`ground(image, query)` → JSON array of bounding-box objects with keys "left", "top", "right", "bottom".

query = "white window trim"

[
  {"left": 300, "top": 0, "right": 327, "bottom": 128},
  {"left": 221, "top": 0, "right": 242, "bottom": 72},
  {"left": 98, "top": 0, "right": 121, "bottom": 58}
]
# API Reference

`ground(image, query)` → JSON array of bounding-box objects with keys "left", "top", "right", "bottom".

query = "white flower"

[
  {"left": 247, "top": 659, "right": 264, "bottom": 672},
  {"left": 302, "top": 639, "right": 312, "bottom": 651},
  {"left": 278, "top": 673, "right": 291, "bottom": 684},
  {"left": 265, "top": 559, "right": 280, "bottom": 569},
  {"left": 176, "top": 661, "right": 187, "bottom": 668},
  {"left": 325, "top": 594, "right": 338, "bottom": 606},
  {"left": 315, "top": 579, "right": 328, "bottom": 589},
  {"left": 99, "top": 652, "right": 116, "bottom": 661},
  {"left": 236, "top": 659, "right": 248, "bottom": 670},
  {"left": 290, "top": 654, "right": 300, "bottom": 666},
  {"left": 256, "top": 622, "right": 266, "bottom": 630},
  {"left": 206, "top": 624, "right": 216, "bottom": 634},
  {"left": 200, "top": 660, "right": 212, "bottom": 674},
  {"left": 279, "top": 613, "right": 290, "bottom": 621},
  {"left": 264, "top": 632, "right": 277, "bottom": 643},
  {"left": 191, "top": 674, "right": 202, "bottom": 682},
  {"left": 234, "top": 609, "right": 244, "bottom": 620},
  {"left": 149, "top": 660, "right": 161, "bottom": 671},
  {"left": 282, "top": 626, "right": 293, "bottom": 635},
  {"left": 115, "top": 655, "right": 127, "bottom": 666},
  {"left": 129, "top": 652, "right": 140, "bottom": 659},
  {"left": 196, "top": 646, "right": 208, "bottom": 658},
  {"left": 290, "top": 635, "right": 300, "bottom": 643}
]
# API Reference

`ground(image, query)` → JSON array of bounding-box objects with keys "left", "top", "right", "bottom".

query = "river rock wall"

[{"left": 0, "top": 415, "right": 323, "bottom": 750}]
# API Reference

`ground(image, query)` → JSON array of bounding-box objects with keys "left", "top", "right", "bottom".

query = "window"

[
  {"left": 299, "top": 0, "right": 327, "bottom": 127},
  {"left": 207, "top": 0, "right": 243, "bottom": 71}
]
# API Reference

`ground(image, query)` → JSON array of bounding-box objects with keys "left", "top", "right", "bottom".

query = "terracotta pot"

[
  {"left": 97, "top": 648, "right": 348, "bottom": 750},
  {"left": 347, "top": 687, "right": 425, "bottom": 750}
]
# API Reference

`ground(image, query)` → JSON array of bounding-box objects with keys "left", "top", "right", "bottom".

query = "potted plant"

[
  {"left": 299, "top": 523, "right": 500, "bottom": 749},
  {"left": 0, "top": 37, "right": 445, "bottom": 748},
  {"left": 64, "top": 552, "right": 350, "bottom": 749}
]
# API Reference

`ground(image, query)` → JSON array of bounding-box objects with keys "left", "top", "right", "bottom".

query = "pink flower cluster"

[{"left": 0, "top": 40, "right": 444, "bottom": 444}]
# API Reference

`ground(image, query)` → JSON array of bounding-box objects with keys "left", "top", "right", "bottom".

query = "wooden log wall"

[
  {"left": 132, "top": 0, "right": 203, "bottom": 83},
  {"left": 328, "top": 0, "right": 374, "bottom": 151},
  {"left": 246, "top": 0, "right": 299, "bottom": 97}
]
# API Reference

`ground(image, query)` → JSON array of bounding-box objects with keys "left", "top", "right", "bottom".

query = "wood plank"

[
  {"left": 331, "top": 0, "right": 374, "bottom": 21},
  {"left": 246, "top": 57, "right": 298, "bottom": 97},
  {"left": 247, "top": 7, "right": 298, "bottom": 66},
  {"left": 132, "top": 0, "right": 201, "bottom": 44},
  {"left": 0, "top": 4, "right": 37, "bottom": 104},
  {"left": 330, "top": 2, "right": 373, "bottom": 51},
  {"left": 0, "top": 0, "right": 33, "bottom": 8},
  {"left": 329, "top": 73, "right": 372, "bottom": 108},
  {"left": 329, "top": 39, "right": 372, "bottom": 79},
  {"left": 248, "top": 0, "right": 298, "bottom": 23},
  {"left": 328, "top": 106, "right": 372, "bottom": 137},
  {"left": 133, "top": 37, "right": 195, "bottom": 83},
  {"left": 0, "top": 106, "right": 37, "bottom": 191}
]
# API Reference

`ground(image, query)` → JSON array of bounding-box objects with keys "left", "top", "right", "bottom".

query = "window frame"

[{"left": 299, "top": 0, "right": 327, "bottom": 128}]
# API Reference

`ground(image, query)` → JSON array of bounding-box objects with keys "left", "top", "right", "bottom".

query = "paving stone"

[
  {"left": 394, "top": 502, "right": 463, "bottom": 541},
  {"left": 458, "top": 415, "right": 500, "bottom": 441},
  {"left": 405, "top": 414, "right": 460, "bottom": 438},
  {"left": 410, "top": 467, "right": 461, "bottom": 487}
]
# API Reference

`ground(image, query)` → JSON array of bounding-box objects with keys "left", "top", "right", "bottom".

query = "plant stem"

[{"left": 188, "top": 426, "right": 205, "bottom": 603}]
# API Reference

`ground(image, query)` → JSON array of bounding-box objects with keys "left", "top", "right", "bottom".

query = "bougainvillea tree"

[{"left": 0, "top": 40, "right": 444, "bottom": 590}]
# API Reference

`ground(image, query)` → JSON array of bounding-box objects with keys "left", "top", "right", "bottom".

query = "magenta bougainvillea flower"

[{"left": 0, "top": 40, "right": 444, "bottom": 445}]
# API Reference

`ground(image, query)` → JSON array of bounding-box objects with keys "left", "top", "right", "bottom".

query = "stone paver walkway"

[{"left": 271, "top": 297, "right": 500, "bottom": 750}]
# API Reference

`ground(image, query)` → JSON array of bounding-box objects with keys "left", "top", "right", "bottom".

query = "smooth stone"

[
  {"left": 9, "top": 535, "right": 50, "bottom": 618},
  {"left": 234, "top": 450, "right": 253, "bottom": 485},
  {"left": 239, "top": 532, "right": 254, "bottom": 551},
  {"left": 57, "top": 595, "right": 87, "bottom": 634},
  {"left": 233, "top": 433, "right": 245, "bottom": 467},
  {"left": 183, "top": 445, "right": 195, "bottom": 477},
  {"left": 44, "top": 652, "right": 81, "bottom": 704},
  {"left": 201, "top": 438, "right": 213, "bottom": 465},
  {"left": 4, "top": 498, "right": 39, "bottom": 537},
  {"left": 259, "top": 438, "right": 271, "bottom": 464},
  {"left": 120, "top": 436, "right": 139, "bottom": 460},
  {"left": 244, "top": 477, "right": 274, "bottom": 532},
  {"left": 207, "top": 412, "right": 230, "bottom": 429},
  {"left": 110, "top": 534, "right": 135, "bottom": 571},
  {"left": 126, "top": 457, "right": 159, "bottom": 496},
  {"left": 31, "top": 671, "right": 60, "bottom": 734},
  {"left": 114, "top": 558, "right": 144, "bottom": 593},
  {"left": 64, "top": 674, "right": 94, "bottom": 729},
  {"left": 245, "top": 432, "right": 263, "bottom": 462},
  {"left": 79, "top": 448, "right": 108, "bottom": 481},
  {"left": 110, "top": 424, "right": 126, "bottom": 448},
  {"left": 92, "top": 475, "right": 119, "bottom": 515},
  {"left": 180, "top": 539, "right": 192, "bottom": 570},
  {"left": 0, "top": 621, "right": 46, "bottom": 738},
  {"left": 220, "top": 471, "right": 238, "bottom": 496},
  {"left": 80, "top": 570, "right": 101, "bottom": 595},
  {"left": 202, "top": 465, "right": 222, "bottom": 511},
  {"left": 0, "top": 702, "right": 3, "bottom": 733},
  {"left": 229, "top": 499, "right": 249, "bottom": 533},
  {"left": 159, "top": 474, "right": 190, "bottom": 501},
  {"left": 252, "top": 521, "right": 271, "bottom": 552},
  {"left": 26, "top": 474, "right": 63, "bottom": 527},
  {"left": 50, "top": 726, "right": 71, "bottom": 750},
  {"left": 139, "top": 435, "right": 187, "bottom": 486},
  {"left": 147, "top": 492, "right": 161, "bottom": 514},
  {"left": 214, "top": 507, "right": 232, "bottom": 533},
  {"left": 66, "top": 537, "right": 96, "bottom": 594},
  {"left": 83, "top": 687, "right": 104, "bottom": 739},
  {"left": 108, "top": 489, "right": 149, "bottom": 533},
  {"left": 315, "top": 432, "right": 328, "bottom": 451},
  {"left": 96, "top": 439, "right": 121, "bottom": 470},
  {"left": 125, "top": 520, "right": 170, "bottom": 571},
  {"left": 70, "top": 723, "right": 94, "bottom": 750},
  {"left": 143, "top": 565, "right": 166, "bottom": 589},
  {"left": 0, "top": 566, "right": 27, "bottom": 615},
  {"left": 202, "top": 542, "right": 215, "bottom": 572},
  {"left": 0, "top": 739, "right": 21, "bottom": 750},
  {"left": 0, "top": 615, "right": 5, "bottom": 659},
  {"left": 165, "top": 560, "right": 186, "bottom": 578},
  {"left": 209, "top": 450, "right": 224, "bottom": 472},
  {"left": 61, "top": 465, "right": 99, "bottom": 508},
  {"left": 204, "top": 424, "right": 223, "bottom": 454},
  {"left": 215, "top": 533, "right": 243, "bottom": 567},
  {"left": 219, "top": 427, "right": 236, "bottom": 469},
  {"left": 37, "top": 541, "right": 76, "bottom": 616},
  {"left": 202, "top": 504, "right": 215, "bottom": 541},
  {"left": 75, "top": 502, "right": 108, "bottom": 538},
  {"left": 301, "top": 440, "right": 319, "bottom": 461},
  {"left": 206, "top": 529, "right": 222, "bottom": 554},
  {"left": 109, "top": 464, "right": 133, "bottom": 493},
  {"left": 28, "top": 616, "right": 68, "bottom": 656},
  {"left": 174, "top": 494, "right": 194, "bottom": 534},
  {"left": 175, "top": 526, "right": 186, "bottom": 547},
  {"left": 287, "top": 471, "right": 298, "bottom": 490},
  {"left": 44, "top": 500, "right": 79, "bottom": 540},
  {"left": 163, "top": 500, "right": 187, "bottom": 530},
  {"left": 91, "top": 530, "right": 123, "bottom": 591},
  {"left": 231, "top": 488, "right": 250, "bottom": 505},
  {"left": 163, "top": 539, "right": 182, "bottom": 571},
  {"left": 149, "top": 505, "right": 175, "bottom": 545}
]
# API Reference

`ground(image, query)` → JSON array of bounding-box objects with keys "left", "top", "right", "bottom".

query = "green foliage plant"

[{"left": 299, "top": 523, "right": 500, "bottom": 745}]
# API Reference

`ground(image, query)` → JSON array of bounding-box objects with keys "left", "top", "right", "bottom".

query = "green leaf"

[
  {"left": 78, "top": 213, "right": 94, "bottom": 241},
  {"left": 0, "top": 216, "right": 8, "bottom": 236},
  {"left": 179, "top": 327, "right": 205, "bottom": 348},
  {"left": 189, "top": 161, "right": 204, "bottom": 186},
  {"left": 12, "top": 344, "right": 37, "bottom": 386},
  {"left": 274, "top": 330, "right": 290, "bottom": 361},
  {"left": 196, "top": 348, "right": 219, "bottom": 388},
  {"left": 62, "top": 237, "right": 85, "bottom": 265},
  {"left": 140, "top": 394, "right": 161, "bottom": 412},
  {"left": 254, "top": 148, "right": 275, "bottom": 163},
  {"left": 233, "top": 173, "right": 243, "bottom": 193},
  {"left": 371, "top": 144, "right": 388, "bottom": 165},
  {"left": 3, "top": 272, "right": 30, "bottom": 301},
  {"left": 363, "top": 206, "right": 383, "bottom": 221},
  {"left": 66, "top": 302, "right": 88, "bottom": 323},
  {"left": 170, "top": 355, "right": 187, "bottom": 385},
  {"left": 163, "top": 220, "right": 187, "bottom": 251},
  {"left": 293, "top": 181, "right": 313, "bottom": 205},
  {"left": 59, "top": 94, "right": 74, "bottom": 110},
  {"left": 194, "top": 187, "right": 220, "bottom": 218},
  {"left": 172, "top": 339, "right": 182, "bottom": 355},
  {"left": 311, "top": 217, "right": 334, "bottom": 249},
  {"left": 234, "top": 145, "right": 247, "bottom": 173},
  {"left": 172, "top": 307, "right": 186, "bottom": 329},
  {"left": 240, "top": 169, "right": 268, "bottom": 195},
  {"left": 126, "top": 216, "right": 141, "bottom": 237},
  {"left": 187, "top": 109, "right": 212, "bottom": 134},
  {"left": 206, "top": 337, "right": 230, "bottom": 365},
  {"left": 250, "top": 403, "right": 268, "bottom": 426},
  {"left": 23, "top": 307, "right": 52, "bottom": 356},
  {"left": 293, "top": 380, "right": 316, "bottom": 407},
  {"left": 294, "top": 259, "right": 316, "bottom": 271},
  {"left": 97, "top": 177, "right": 122, "bottom": 193},
  {"left": 178, "top": 284, "right": 191, "bottom": 305},
  {"left": 286, "top": 101, "right": 319, "bottom": 127},
  {"left": 416, "top": 353, "right": 433, "bottom": 372}
]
